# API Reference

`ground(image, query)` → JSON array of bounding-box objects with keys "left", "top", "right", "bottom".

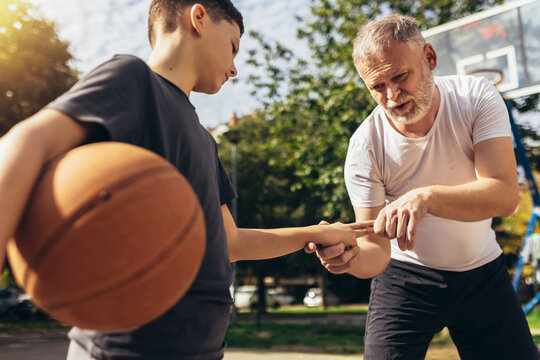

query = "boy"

[{"left": 0, "top": 1, "right": 372, "bottom": 359}]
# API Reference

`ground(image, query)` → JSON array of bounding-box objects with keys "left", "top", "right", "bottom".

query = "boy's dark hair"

[{"left": 148, "top": 0, "right": 244, "bottom": 48}]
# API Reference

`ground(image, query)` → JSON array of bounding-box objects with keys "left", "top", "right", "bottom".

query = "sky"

[{"left": 27, "top": 0, "right": 313, "bottom": 129}]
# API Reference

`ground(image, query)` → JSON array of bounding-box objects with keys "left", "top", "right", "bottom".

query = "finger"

[
  {"left": 354, "top": 227, "right": 374, "bottom": 238},
  {"left": 319, "top": 220, "right": 330, "bottom": 225},
  {"left": 348, "top": 220, "right": 375, "bottom": 229},
  {"left": 406, "top": 213, "right": 418, "bottom": 250},
  {"left": 396, "top": 210, "right": 410, "bottom": 244},
  {"left": 323, "top": 246, "right": 357, "bottom": 267},
  {"left": 397, "top": 234, "right": 408, "bottom": 251},
  {"left": 304, "top": 242, "right": 318, "bottom": 254},
  {"left": 325, "top": 263, "right": 350, "bottom": 274},
  {"left": 323, "top": 246, "right": 360, "bottom": 274},
  {"left": 374, "top": 211, "right": 386, "bottom": 236},
  {"left": 385, "top": 214, "right": 397, "bottom": 239},
  {"left": 316, "top": 243, "right": 346, "bottom": 260}
]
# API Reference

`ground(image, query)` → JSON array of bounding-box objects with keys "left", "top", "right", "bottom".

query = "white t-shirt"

[{"left": 344, "top": 75, "right": 511, "bottom": 271}]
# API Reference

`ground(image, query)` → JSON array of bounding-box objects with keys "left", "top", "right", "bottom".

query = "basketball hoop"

[{"left": 466, "top": 68, "right": 504, "bottom": 90}]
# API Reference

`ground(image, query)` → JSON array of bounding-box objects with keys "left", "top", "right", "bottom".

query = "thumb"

[
  {"left": 319, "top": 220, "right": 330, "bottom": 225},
  {"left": 304, "top": 242, "right": 318, "bottom": 254}
]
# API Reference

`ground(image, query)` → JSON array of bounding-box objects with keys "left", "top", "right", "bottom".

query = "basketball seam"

[
  {"left": 44, "top": 203, "right": 203, "bottom": 311},
  {"left": 23, "top": 166, "right": 181, "bottom": 286}
]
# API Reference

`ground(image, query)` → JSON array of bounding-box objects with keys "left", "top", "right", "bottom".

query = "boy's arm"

[
  {"left": 0, "top": 109, "right": 96, "bottom": 270},
  {"left": 222, "top": 205, "right": 374, "bottom": 263},
  {"left": 306, "top": 205, "right": 391, "bottom": 279}
]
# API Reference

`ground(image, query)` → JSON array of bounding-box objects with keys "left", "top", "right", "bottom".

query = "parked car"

[
  {"left": 0, "top": 288, "right": 46, "bottom": 320},
  {"left": 267, "top": 288, "right": 295, "bottom": 306},
  {"left": 233, "top": 285, "right": 294, "bottom": 310},
  {"left": 0, "top": 288, "right": 20, "bottom": 316},
  {"left": 303, "top": 287, "right": 340, "bottom": 307}
]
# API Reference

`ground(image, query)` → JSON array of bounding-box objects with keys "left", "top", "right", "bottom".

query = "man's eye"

[{"left": 394, "top": 73, "right": 407, "bottom": 81}]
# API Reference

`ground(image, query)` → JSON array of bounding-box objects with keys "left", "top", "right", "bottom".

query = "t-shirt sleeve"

[
  {"left": 46, "top": 55, "right": 149, "bottom": 144},
  {"left": 217, "top": 159, "right": 238, "bottom": 206},
  {"left": 344, "top": 134, "right": 386, "bottom": 208},
  {"left": 470, "top": 77, "right": 511, "bottom": 145}
]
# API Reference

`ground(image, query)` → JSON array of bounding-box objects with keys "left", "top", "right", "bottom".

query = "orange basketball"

[{"left": 7, "top": 142, "right": 206, "bottom": 331}]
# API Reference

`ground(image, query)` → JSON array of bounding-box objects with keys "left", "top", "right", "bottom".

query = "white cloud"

[{"left": 28, "top": 0, "right": 312, "bottom": 128}]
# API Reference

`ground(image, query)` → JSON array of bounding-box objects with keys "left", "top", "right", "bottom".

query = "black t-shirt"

[{"left": 47, "top": 55, "right": 237, "bottom": 360}]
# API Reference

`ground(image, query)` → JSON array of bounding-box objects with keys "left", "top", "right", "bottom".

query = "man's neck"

[{"left": 388, "top": 86, "right": 440, "bottom": 139}]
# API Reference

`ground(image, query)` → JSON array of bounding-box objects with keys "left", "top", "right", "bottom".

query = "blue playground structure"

[{"left": 507, "top": 99, "right": 540, "bottom": 314}]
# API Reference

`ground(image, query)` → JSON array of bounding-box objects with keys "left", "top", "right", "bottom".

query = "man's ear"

[
  {"left": 189, "top": 4, "right": 207, "bottom": 36},
  {"left": 424, "top": 43, "right": 437, "bottom": 70}
]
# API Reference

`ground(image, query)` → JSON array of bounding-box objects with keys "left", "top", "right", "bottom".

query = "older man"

[{"left": 309, "top": 14, "right": 537, "bottom": 359}]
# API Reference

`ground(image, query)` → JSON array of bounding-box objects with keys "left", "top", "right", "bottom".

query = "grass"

[
  {"left": 0, "top": 319, "right": 67, "bottom": 331},
  {"left": 265, "top": 305, "right": 368, "bottom": 315},
  {"left": 526, "top": 308, "right": 540, "bottom": 328},
  {"left": 225, "top": 322, "right": 365, "bottom": 354}
]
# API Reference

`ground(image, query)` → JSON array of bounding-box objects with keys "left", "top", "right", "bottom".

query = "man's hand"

[
  {"left": 305, "top": 241, "right": 361, "bottom": 274},
  {"left": 374, "top": 188, "right": 429, "bottom": 251},
  {"left": 304, "top": 220, "right": 369, "bottom": 274}
]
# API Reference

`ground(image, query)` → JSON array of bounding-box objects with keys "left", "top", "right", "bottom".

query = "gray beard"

[{"left": 384, "top": 67, "right": 435, "bottom": 125}]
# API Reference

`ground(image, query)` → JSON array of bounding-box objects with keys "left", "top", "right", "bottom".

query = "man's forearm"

[
  {"left": 348, "top": 235, "right": 391, "bottom": 279},
  {"left": 423, "top": 178, "right": 519, "bottom": 221}
]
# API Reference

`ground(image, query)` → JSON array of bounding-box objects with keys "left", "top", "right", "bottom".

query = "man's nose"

[{"left": 386, "top": 83, "right": 400, "bottom": 101}]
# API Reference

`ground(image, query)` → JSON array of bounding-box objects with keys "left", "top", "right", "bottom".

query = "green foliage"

[
  {"left": 0, "top": 0, "right": 77, "bottom": 286},
  {"left": 0, "top": 0, "right": 78, "bottom": 135},
  {"left": 497, "top": 189, "right": 536, "bottom": 256},
  {"left": 221, "top": 0, "right": 540, "bottom": 285},
  {"left": 242, "top": 0, "right": 509, "bottom": 225},
  {"left": 1, "top": 267, "right": 17, "bottom": 288}
]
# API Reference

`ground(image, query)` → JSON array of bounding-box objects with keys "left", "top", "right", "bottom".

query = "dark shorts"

[{"left": 364, "top": 255, "right": 538, "bottom": 360}]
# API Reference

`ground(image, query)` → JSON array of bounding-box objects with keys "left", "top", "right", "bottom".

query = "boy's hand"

[
  {"left": 318, "top": 220, "right": 374, "bottom": 248},
  {"left": 309, "top": 220, "right": 374, "bottom": 249},
  {"left": 304, "top": 220, "right": 373, "bottom": 274}
]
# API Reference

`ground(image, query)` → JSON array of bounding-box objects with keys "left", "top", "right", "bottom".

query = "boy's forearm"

[{"left": 231, "top": 226, "right": 318, "bottom": 262}]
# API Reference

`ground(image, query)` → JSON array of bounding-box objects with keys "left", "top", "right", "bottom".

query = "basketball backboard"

[{"left": 422, "top": 0, "right": 540, "bottom": 99}]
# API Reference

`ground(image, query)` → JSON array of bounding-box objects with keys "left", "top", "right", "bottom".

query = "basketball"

[{"left": 6, "top": 142, "right": 206, "bottom": 331}]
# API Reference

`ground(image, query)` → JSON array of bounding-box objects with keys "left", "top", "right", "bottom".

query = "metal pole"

[
  {"left": 231, "top": 143, "right": 237, "bottom": 222},
  {"left": 230, "top": 140, "right": 239, "bottom": 326}
]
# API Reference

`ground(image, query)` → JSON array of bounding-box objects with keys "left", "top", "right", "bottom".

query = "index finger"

[
  {"left": 348, "top": 220, "right": 375, "bottom": 229},
  {"left": 354, "top": 227, "right": 374, "bottom": 237}
]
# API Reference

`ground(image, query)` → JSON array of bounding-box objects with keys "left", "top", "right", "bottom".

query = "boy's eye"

[{"left": 232, "top": 44, "right": 237, "bottom": 54}]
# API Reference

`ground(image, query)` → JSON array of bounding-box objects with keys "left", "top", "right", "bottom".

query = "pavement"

[
  {"left": 225, "top": 349, "right": 361, "bottom": 359},
  {"left": 0, "top": 328, "right": 362, "bottom": 360}
]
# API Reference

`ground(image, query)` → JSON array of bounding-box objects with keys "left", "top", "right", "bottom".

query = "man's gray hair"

[{"left": 352, "top": 14, "right": 426, "bottom": 66}]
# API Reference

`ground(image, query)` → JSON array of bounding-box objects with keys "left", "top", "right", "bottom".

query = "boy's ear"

[{"left": 189, "top": 4, "right": 207, "bottom": 36}]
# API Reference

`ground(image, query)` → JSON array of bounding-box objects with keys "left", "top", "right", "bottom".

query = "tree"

[
  {"left": 221, "top": 0, "right": 540, "bottom": 304},
  {"left": 0, "top": 0, "right": 77, "bottom": 288},
  {"left": 0, "top": 0, "right": 78, "bottom": 136}
]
